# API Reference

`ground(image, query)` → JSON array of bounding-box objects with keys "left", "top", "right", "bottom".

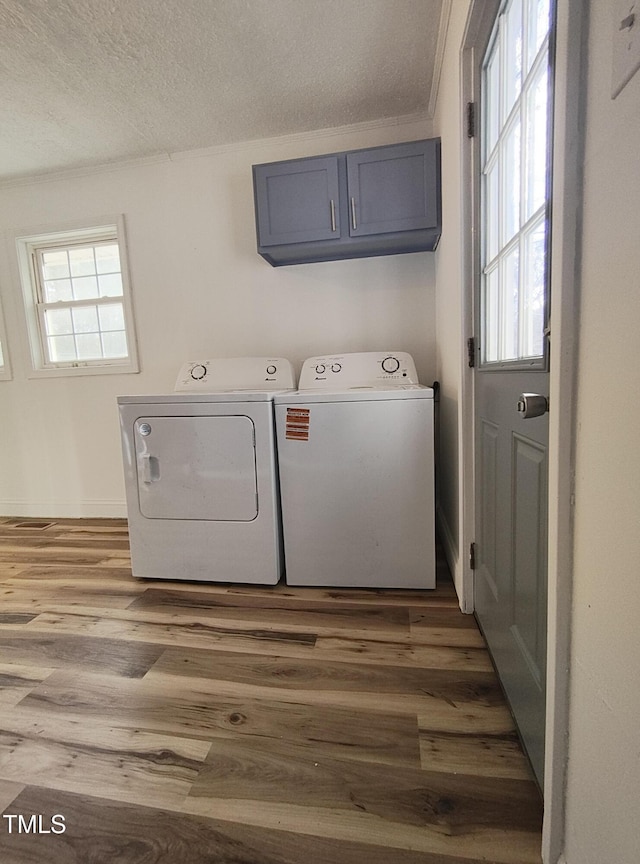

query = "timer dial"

[
  {"left": 190, "top": 364, "right": 207, "bottom": 380},
  {"left": 381, "top": 356, "right": 400, "bottom": 374}
]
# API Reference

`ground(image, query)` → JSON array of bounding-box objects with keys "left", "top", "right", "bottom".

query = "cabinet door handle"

[
  {"left": 330, "top": 198, "right": 336, "bottom": 232},
  {"left": 350, "top": 197, "right": 357, "bottom": 231}
]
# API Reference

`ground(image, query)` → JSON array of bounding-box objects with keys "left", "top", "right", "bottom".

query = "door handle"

[
  {"left": 517, "top": 393, "right": 549, "bottom": 419},
  {"left": 140, "top": 455, "right": 160, "bottom": 483}
]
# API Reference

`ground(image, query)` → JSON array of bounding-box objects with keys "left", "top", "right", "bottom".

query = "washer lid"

[{"left": 274, "top": 384, "right": 434, "bottom": 404}]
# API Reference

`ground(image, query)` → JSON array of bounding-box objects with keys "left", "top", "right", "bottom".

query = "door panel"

[{"left": 134, "top": 415, "right": 257, "bottom": 521}]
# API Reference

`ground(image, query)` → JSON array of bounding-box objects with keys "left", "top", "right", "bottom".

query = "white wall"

[
  {"left": 433, "top": 0, "right": 471, "bottom": 604},
  {"left": 564, "top": 1, "right": 640, "bottom": 861},
  {"left": 0, "top": 119, "right": 436, "bottom": 517}
]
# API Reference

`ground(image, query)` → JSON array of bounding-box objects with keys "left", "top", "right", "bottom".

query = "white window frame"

[
  {"left": 15, "top": 215, "right": 139, "bottom": 378},
  {"left": 0, "top": 294, "right": 12, "bottom": 381}
]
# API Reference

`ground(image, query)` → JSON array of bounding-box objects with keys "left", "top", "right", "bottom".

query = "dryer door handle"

[{"left": 140, "top": 455, "right": 160, "bottom": 483}]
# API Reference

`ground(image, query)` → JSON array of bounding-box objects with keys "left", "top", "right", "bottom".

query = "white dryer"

[
  {"left": 274, "top": 351, "right": 435, "bottom": 589},
  {"left": 118, "top": 357, "right": 295, "bottom": 583}
]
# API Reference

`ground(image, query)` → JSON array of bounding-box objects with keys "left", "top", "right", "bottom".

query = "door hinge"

[
  {"left": 467, "top": 336, "right": 476, "bottom": 368},
  {"left": 466, "top": 101, "right": 476, "bottom": 138},
  {"left": 470, "top": 542, "right": 477, "bottom": 571}
]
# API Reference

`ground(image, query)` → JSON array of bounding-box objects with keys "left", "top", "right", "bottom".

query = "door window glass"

[{"left": 480, "top": 0, "right": 552, "bottom": 365}]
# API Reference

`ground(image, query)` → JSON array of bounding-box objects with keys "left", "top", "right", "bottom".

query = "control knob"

[
  {"left": 381, "top": 356, "right": 400, "bottom": 374},
  {"left": 315, "top": 364, "right": 326, "bottom": 375},
  {"left": 266, "top": 364, "right": 277, "bottom": 375},
  {"left": 190, "top": 364, "right": 207, "bottom": 380}
]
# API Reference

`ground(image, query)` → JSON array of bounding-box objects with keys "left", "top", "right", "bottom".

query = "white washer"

[
  {"left": 118, "top": 357, "right": 295, "bottom": 583},
  {"left": 274, "top": 351, "right": 435, "bottom": 589}
]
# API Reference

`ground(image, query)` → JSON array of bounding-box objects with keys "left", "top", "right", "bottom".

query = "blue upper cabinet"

[
  {"left": 252, "top": 138, "right": 441, "bottom": 266},
  {"left": 254, "top": 155, "right": 341, "bottom": 246},
  {"left": 346, "top": 140, "right": 440, "bottom": 237}
]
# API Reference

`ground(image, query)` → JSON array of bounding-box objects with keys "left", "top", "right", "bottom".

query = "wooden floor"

[{"left": 0, "top": 518, "right": 542, "bottom": 863}]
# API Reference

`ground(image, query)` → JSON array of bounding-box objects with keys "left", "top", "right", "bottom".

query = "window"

[
  {"left": 480, "top": 0, "right": 552, "bottom": 366},
  {"left": 16, "top": 217, "right": 138, "bottom": 377}
]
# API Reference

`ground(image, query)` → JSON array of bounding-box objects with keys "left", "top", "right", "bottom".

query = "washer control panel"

[
  {"left": 298, "top": 351, "right": 419, "bottom": 389},
  {"left": 174, "top": 357, "right": 295, "bottom": 392}
]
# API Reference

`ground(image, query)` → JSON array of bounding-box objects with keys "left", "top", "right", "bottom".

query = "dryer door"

[{"left": 134, "top": 415, "right": 257, "bottom": 521}]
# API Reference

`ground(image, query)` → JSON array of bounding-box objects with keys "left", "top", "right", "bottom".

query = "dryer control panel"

[
  {"left": 175, "top": 357, "right": 295, "bottom": 392},
  {"left": 298, "top": 351, "right": 419, "bottom": 389}
]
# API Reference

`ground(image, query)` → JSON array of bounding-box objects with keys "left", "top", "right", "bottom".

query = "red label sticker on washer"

[{"left": 286, "top": 408, "right": 310, "bottom": 441}]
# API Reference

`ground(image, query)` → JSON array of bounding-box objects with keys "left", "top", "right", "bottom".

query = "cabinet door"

[
  {"left": 254, "top": 155, "right": 341, "bottom": 246},
  {"left": 346, "top": 140, "right": 440, "bottom": 237}
]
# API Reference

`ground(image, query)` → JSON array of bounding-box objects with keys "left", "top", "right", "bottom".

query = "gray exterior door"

[{"left": 473, "top": 0, "right": 555, "bottom": 787}]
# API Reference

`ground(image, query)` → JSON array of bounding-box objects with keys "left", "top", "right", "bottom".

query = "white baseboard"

[{"left": 0, "top": 499, "right": 127, "bottom": 519}]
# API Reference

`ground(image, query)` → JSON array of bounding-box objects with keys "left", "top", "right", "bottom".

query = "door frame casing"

[{"left": 459, "top": 0, "right": 587, "bottom": 860}]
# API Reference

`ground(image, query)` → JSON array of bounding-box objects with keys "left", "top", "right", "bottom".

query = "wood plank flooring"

[{"left": 0, "top": 517, "right": 542, "bottom": 863}]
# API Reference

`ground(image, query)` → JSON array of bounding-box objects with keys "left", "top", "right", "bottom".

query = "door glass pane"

[
  {"left": 480, "top": 0, "right": 551, "bottom": 365},
  {"left": 486, "top": 159, "right": 500, "bottom": 264},
  {"left": 485, "top": 44, "right": 501, "bottom": 156},
  {"left": 503, "top": 116, "right": 521, "bottom": 245},
  {"left": 504, "top": 0, "right": 523, "bottom": 118},
  {"left": 501, "top": 246, "right": 520, "bottom": 360},
  {"left": 522, "top": 219, "right": 546, "bottom": 357},
  {"left": 527, "top": 0, "right": 551, "bottom": 71},
  {"left": 485, "top": 267, "right": 500, "bottom": 363},
  {"left": 524, "top": 63, "right": 549, "bottom": 220}
]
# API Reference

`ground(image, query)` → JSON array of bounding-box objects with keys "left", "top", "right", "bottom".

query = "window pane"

[
  {"left": 503, "top": 117, "right": 521, "bottom": 245},
  {"left": 501, "top": 247, "right": 520, "bottom": 360},
  {"left": 42, "top": 250, "right": 69, "bottom": 280},
  {"left": 95, "top": 244, "right": 121, "bottom": 274},
  {"left": 522, "top": 219, "right": 546, "bottom": 357},
  {"left": 485, "top": 159, "right": 500, "bottom": 264},
  {"left": 75, "top": 333, "right": 102, "bottom": 360},
  {"left": 504, "top": 0, "right": 523, "bottom": 118},
  {"left": 484, "top": 268, "right": 500, "bottom": 363},
  {"left": 102, "top": 330, "right": 128, "bottom": 358},
  {"left": 43, "top": 279, "right": 73, "bottom": 302},
  {"left": 98, "top": 273, "right": 123, "bottom": 297},
  {"left": 69, "top": 246, "right": 96, "bottom": 277},
  {"left": 48, "top": 335, "right": 76, "bottom": 363},
  {"left": 485, "top": 45, "right": 501, "bottom": 156},
  {"left": 44, "top": 307, "right": 73, "bottom": 336},
  {"left": 71, "top": 276, "right": 99, "bottom": 300},
  {"left": 98, "top": 303, "right": 125, "bottom": 332},
  {"left": 527, "top": 0, "right": 551, "bottom": 70},
  {"left": 72, "top": 305, "right": 99, "bottom": 334},
  {"left": 524, "top": 63, "right": 549, "bottom": 220}
]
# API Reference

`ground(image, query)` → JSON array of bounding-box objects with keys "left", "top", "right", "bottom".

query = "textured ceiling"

[{"left": 0, "top": 0, "right": 445, "bottom": 182}]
